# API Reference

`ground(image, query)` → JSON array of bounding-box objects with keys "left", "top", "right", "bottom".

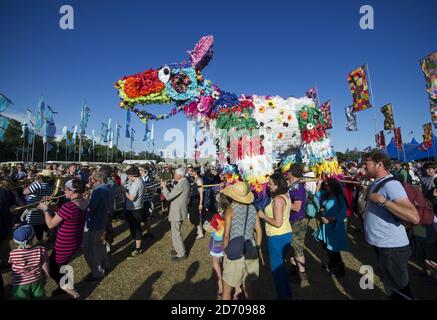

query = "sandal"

[{"left": 196, "top": 234, "right": 205, "bottom": 240}]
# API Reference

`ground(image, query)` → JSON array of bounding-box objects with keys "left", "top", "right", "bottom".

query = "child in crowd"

[
  {"left": 204, "top": 201, "right": 225, "bottom": 299},
  {"left": 8, "top": 225, "right": 49, "bottom": 300}
]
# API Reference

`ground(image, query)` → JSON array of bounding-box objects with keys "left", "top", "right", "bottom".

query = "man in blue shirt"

[
  {"left": 363, "top": 150, "right": 419, "bottom": 299},
  {"left": 83, "top": 171, "right": 114, "bottom": 281}
]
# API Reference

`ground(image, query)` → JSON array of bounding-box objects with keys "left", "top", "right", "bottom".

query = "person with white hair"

[{"left": 160, "top": 167, "right": 190, "bottom": 261}]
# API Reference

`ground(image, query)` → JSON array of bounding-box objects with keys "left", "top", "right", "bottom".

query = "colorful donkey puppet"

[{"left": 115, "top": 35, "right": 341, "bottom": 208}]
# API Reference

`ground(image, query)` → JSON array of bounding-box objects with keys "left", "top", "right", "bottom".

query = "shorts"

[
  {"left": 125, "top": 209, "right": 145, "bottom": 240},
  {"left": 210, "top": 251, "right": 224, "bottom": 258},
  {"left": 291, "top": 218, "right": 308, "bottom": 257},
  {"left": 222, "top": 256, "right": 259, "bottom": 288},
  {"left": 11, "top": 280, "right": 46, "bottom": 300}
]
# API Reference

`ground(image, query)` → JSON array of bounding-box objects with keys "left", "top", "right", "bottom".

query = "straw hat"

[
  {"left": 221, "top": 182, "right": 254, "bottom": 204},
  {"left": 37, "top": 169, "right": 53, "bottom": 177}
]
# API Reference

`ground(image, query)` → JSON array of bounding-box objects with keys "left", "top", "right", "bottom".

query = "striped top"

[
  {"left": 54, "top": 201, "right": 86, "bottom": 265},
  {"left": 142, "top": 175, "right": 155, "bottom": 202},
  {"left": 8, "top": 246, "right": 49, "bottom": 286},
  {"left": 25, "top": 182, "right": 54, "bottom": 225}
]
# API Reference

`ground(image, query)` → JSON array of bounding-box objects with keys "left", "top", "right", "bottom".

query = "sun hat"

[
  {"left": 220, "top": 182, "right": 254, "bottom": 204},
  {"left": 37, "top": 169, "right": 53, "bottom": 177}
]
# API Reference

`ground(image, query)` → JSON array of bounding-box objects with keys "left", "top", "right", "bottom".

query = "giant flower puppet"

[{"left": 115, "top": 35, "right": 342, "bottom": 207}]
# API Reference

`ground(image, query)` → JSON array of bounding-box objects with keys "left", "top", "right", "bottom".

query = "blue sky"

[{"left": 0, "top": 0, "right": 436, "bottom": 155}]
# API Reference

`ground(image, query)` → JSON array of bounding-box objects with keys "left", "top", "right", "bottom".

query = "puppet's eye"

[{"left": 158, "top": 66, "right": 171, "bottom": 83}]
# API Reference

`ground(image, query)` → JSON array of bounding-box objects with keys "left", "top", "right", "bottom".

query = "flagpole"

[
  {"left": 365, "top": 64, "right": 379, "bottom": 139},
  {"left": 31, "top": 133, "right": 35, "bottom": 163},
  {"left": 21, "top": 129, "right": 26, "bottom": 163},
  {"left": 79, "top": 134, "right": 82, "bottom": 163}
]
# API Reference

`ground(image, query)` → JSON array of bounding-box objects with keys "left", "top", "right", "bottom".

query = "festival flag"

[
  {"left": 92, "top": 129, "right": 95, "bottom": 148},
  {"left": 62, "top": 126, "right": 68, "bottom": 140},
  {"left": 0, "top": 116, "right": 9, "bottom": 142},
  {"left": 21, "top": 122, "right": 28, "bottom": 139},
  {"left": 109, "top": 128, "right": 114, "bottom": 149},
  {"left": 106, "top": 118, "right": 112, "bottom": 142},
  {"left": 379, "top": 131, "right": 386, "bottom": 148},
  {"left": 72, "top": 124, "right": 78, "bottom": 144},
  {"left": 345, "top": 105, "right": 358, "bottom": 131},
  {"left": 100, "top": 122, "right": 108, "bottom": 143},
  {"left": 320, "top": 100, "right": 332, "bottom": 129},
  {"left": 143, "top": 123, "right": 150, "bottom": 141},
  {"left": 35, "top": 96, "right": 45, "bottom": 132},
  {"left": 347, "top": 66, "right": 372, "bottom": 112},
  {"left": 421, "top": 123, "right": 433, "bottom": 150},
  {"left": 375, "top": 131, "right": 386, "bottom": 149},
  {"left": 125, "top": 109, "right": 131, "bottom": 138},
  {"left": 150, "top": 123, "right": 154, "bottom": 141},
  {"left": 0, "top": 93, "right": 12, "bottom": 113},
  {"left": 364, "top": 146, "right": 372, "bottom": 152},
  {"left": 394, "top": 127, "right": 403, "bottom": 150},
  {"left": 79, "top": 101, "right": 91, "bottom": 134},
  {"left": 380, "top": 103, "right": 395, "bottom": 130},
  {"left": 420, "top": 51, "right": 437, "bottom": 101},
  {"left": 44, "top": 105, "right": 57, "bottom": 140},
  {"left": 130, "top": 128, "right": 135, "bottom": 150},
  {"left": 115, "top": 123, "right": 121, "bottom": 147},
  {"left": 305, "top": 87, "right": 318, "bottom": 106},
  {"left": 28, "top": 126, "right": 35, "bottom": 145}
]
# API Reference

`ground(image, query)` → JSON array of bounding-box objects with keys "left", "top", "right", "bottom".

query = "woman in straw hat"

[{"left": 221, "top": 182, "right": 262, "bottom": 300}]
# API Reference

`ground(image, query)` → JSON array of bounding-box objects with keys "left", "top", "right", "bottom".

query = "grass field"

[{"left": 2, "top": 212, "right": 437, "bottom": 300}]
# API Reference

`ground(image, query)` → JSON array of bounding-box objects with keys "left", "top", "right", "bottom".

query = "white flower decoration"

[{"left": 306, "top": 123, "right": 314, "bottom": 130}]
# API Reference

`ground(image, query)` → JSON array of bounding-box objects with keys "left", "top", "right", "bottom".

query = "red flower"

[{"left": 301, "top": 112, "right": 308, "bottom": 120}]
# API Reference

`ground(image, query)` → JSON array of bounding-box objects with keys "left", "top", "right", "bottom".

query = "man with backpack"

[{"left": 363, "top": 150, "right": 420, "bottom": 300}]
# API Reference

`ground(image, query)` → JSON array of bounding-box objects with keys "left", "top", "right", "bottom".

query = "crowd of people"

[{"left": 1, "top": 151, "right": 437, "bottom": 300}]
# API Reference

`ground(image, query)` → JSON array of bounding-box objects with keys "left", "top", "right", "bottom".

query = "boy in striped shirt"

[
  {"left": 23, "top": 170, "right": 54, "bottom": 242},
  {"left": 8, "top": 225, "right": 49, "bottom": 300}
]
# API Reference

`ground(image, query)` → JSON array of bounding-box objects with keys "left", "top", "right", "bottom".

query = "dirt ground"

[{"left": 1, "top": 211, "right": 437, "bottom": 300}]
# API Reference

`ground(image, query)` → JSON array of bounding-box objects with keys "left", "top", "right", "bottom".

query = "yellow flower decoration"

[
  {"left": 267, "top": 100, "right": 276, "bottom": 108},
  {"left": 259, "top": 106, "right": 266, "bottom": 113}
]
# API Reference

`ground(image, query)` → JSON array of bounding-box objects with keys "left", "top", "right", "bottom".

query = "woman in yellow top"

[{"left": 258, "top": 172, "right": 293, "bottom": 300}]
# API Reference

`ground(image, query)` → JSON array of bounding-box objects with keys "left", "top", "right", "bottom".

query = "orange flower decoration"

[
  {"left": 301, "top": 112, "right": 308, "bottom": 120},
  {"left": 278, "top": 133, "right": 284, "bottom": 139},
  {"left": 288, "top": 115, "right": 293, "bottom": 121},
  {"left": 259, "top": 106, "right": 265, "bottom": 113}
]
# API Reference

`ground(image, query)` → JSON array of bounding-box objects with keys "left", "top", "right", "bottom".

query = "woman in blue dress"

[{"left": 314, "top": 178, "right": 349, "bottom": 278}]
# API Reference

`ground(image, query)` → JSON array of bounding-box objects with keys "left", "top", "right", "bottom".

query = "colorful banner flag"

[
  {"left": 305, "top": 87, "right": 318, "bottom": 106},
  {"left": 106, "top": 118, "right": 112, "bottom": 142},
  {"left": 380, "top": 103, "right": 395, "bottom": 130},
  {"left": 347, "top": 66, "right": 372, "bottom": 112},
  {"left": 394, "top": 127, "right": 403, "bottom": 150},
  {"left": 44, "top": 105, "right": 57, "bottom": 140},
  {"left": 422, "top": 122, "right": 433, "bottom": 149},
  {"left": 420, "top": 51, "right": 437, "bottom": 100},
  {"left": 0, "top": 93, "right": 12, "bottom": 113},
  {"left": 345, "top": 106, "right": 357, "bottom": 131},
  {"left": 375, "top": 131, "right": 386, "bottom": 149},
  {"left": 72, "top": 124, "right": 78, "bottom": 144},
  {"left": 320, "top": 100, "right": 332, "bottom": 129},
  {"left": 143, "top": 123, "right": 150, "bottom": 141},
  {"left": 364, "top": 146, "right": 372, "bottom": 152}
]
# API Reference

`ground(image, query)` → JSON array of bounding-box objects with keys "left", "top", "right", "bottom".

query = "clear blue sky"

[{"left": 1, "top": 0, "right": 436, "bottom": 154}]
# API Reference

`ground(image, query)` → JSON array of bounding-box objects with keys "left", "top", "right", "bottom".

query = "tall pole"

[
  {"left": 365, "top": 64, "right": 379, "bottom": 139},
  {"left": 78, "top": 134, "right": 82, "bottom": 163},
  {"left": 31, "top": 133, "right": 36, "bottom": 163},
  {"left": 65, "top": 138, "right": 68, "bottom": 162},
  {"left": 21, "top": 132, "right": 26, "bottom": 163}
]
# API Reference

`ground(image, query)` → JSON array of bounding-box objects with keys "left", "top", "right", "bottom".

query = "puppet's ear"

[{"left": 188, "top": 35, "right": 214, "bottom": 70}]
